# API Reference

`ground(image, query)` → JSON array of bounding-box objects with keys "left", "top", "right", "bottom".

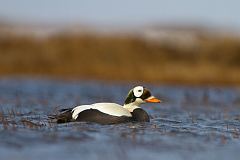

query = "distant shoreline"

[{"left": 0, "top": 30, "right": 240, "bottom": 86}]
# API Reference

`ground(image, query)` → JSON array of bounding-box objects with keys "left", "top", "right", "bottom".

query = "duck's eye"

[{"left": 133, "top": 86, "right": 144, "bottom": 97}]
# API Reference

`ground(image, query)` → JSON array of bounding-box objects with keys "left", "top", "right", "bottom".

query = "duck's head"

[{"left": 124, "top": 86, "right": 161, "bottom": 106}]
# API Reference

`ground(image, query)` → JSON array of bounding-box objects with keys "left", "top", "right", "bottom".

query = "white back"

[{"left": 72, "top": 103, "right": 132, "bottom": 119}]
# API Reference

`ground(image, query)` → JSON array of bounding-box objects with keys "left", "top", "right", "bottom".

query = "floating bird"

[{"left": 50, "top": 86, "right": 161, "bottom": 124}]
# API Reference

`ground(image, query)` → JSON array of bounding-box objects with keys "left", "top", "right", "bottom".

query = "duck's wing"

[{"left": 72, "top": 103, "right": 132, "bottom": 120}]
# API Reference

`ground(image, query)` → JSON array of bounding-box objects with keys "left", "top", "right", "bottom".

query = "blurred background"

[
  {"left": 1, "top": 1, "right": 240, "bottom": 160},
  {"left": 0, "top": 0, "right": 240, "bottom": 85}
]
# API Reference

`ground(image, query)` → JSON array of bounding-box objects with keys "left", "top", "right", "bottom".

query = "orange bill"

[{"left": 145, "top": 96, "right": 161, "bottom": 103}]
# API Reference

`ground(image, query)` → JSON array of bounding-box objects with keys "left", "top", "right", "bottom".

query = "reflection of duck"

[{"left": 51, "top": 86, "right": 161, "bottom": 124}]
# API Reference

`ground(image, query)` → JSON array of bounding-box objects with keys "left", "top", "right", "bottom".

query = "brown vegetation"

[{"left": 0, "top": 32, "right": 240, "bottom": 85}]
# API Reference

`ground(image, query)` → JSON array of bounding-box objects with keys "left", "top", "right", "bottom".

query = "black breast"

[
  {"left": 131, "top": 108, "right": 150, "bottom": 122},
  {"left": 76, "top": 109, "right": 132, "bottom": 125}
]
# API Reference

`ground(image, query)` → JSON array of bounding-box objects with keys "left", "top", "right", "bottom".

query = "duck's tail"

[{"left": 49, "top": 108, "right": 74, "bottom": 123}]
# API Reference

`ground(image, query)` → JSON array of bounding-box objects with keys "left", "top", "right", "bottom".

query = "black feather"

[{"left": 49, "top": 108, "right": 74, "bottom": 123}]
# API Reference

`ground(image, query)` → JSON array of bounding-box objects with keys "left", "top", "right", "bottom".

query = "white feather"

[
  {"left": 72, "top": 103, "right": 132, "bottom": 119},
  {"left": 133, "top": 86, "right": 144, "bottom": 97}
]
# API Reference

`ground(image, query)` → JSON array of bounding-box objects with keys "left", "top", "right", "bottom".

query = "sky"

[{"left": 0, "top": 0, "right": 240, "bottom": 29}]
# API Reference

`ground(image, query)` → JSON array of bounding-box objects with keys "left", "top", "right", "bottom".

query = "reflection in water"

[{"left": 0, "top": 78, "right": 240, "bottom": 160}]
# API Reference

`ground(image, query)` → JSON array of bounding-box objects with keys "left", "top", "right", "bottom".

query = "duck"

[{"left": 50, "top": 86, "right": 161, "bottom": 124}]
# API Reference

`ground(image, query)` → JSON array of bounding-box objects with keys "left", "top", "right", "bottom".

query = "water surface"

[{"left": 0, "top": 78, "right": 240, "bottom": 160}]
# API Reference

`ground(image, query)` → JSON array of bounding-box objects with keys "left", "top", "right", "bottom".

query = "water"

[{"left": 0, "top": 78, "right": 240, "bottom": 160}]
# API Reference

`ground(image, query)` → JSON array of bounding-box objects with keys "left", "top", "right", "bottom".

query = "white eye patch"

[{"left": 133, "top": 86, "right": 144, "bottom": 97}]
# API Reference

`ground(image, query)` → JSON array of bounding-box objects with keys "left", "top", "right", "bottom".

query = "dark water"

[{"left": 0, "top": 78, "right": 240, "bottom": 160}]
